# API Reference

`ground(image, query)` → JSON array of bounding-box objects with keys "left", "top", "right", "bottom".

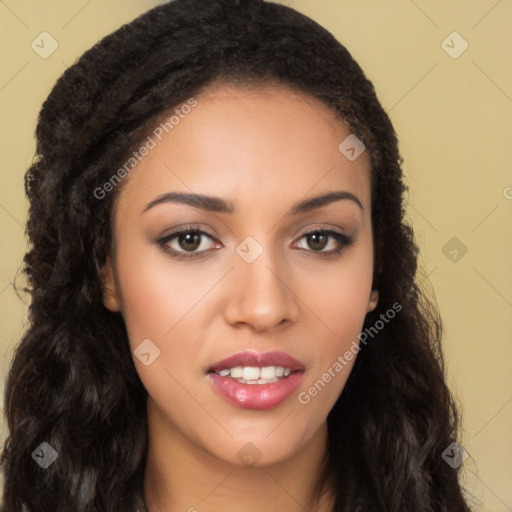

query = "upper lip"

[{"left": 208, "top": 350, "right": 306, "bottom": 373}]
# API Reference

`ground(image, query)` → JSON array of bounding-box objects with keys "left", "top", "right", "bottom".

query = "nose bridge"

[{"left": 224, "top": 236, "right": 297, "bottom": 330}]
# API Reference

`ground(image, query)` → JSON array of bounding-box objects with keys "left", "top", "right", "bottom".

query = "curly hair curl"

[{"left": 1, "top": 0, "right": 472, "bottom": 511}]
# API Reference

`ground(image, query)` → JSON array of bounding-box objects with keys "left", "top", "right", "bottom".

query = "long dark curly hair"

[{"left": 1, "top": 0, "right": 473, "bottom": 510}]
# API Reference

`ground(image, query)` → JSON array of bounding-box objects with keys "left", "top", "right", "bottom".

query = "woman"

[{"left": 1, "top": 0, "right": 473, "bottom": 510}]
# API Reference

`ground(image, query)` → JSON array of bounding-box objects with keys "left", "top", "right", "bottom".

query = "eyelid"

[
  {"left": 157, "top": 225, "right": 353, "bottom": 259},
  {"left": 157, "top": 226, "right": 221, "bottom": 257},
  {"left": 293, "top": 228, "right": 353, "bottom": 253}
]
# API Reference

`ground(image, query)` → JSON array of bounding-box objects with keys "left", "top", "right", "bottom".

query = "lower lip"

[{"left": 208, "top": 371, "right": 305, "bottom": 410}]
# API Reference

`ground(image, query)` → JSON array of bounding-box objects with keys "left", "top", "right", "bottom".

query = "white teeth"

[
  {"left": 215, "top": 365, "right": 294, "bottom": 383},
  {"left": 260, "top": 366, "right": 275, "bottom": 379},
  {"left": 242, "top": 366, "right": 260, "bottom": 381},
  {"left": 230, "top": 366, "right": 244, "bottom": 378}
]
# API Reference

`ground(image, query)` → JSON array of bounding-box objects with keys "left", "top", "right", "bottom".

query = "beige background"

[{"left": 1, "top": 0, "right": 511, "bottom": 509}]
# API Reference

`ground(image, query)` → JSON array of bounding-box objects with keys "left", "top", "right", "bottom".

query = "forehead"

[{"left": 115, "top": 82, "right": 371, "bottom": 217}]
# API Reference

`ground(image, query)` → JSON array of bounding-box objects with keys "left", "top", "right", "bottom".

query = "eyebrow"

[{"left": 142, "top": 190, "right": 363, "bottom": 216}]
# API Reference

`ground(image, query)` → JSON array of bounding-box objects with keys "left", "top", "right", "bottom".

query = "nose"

[{"left": 223, "top": 246, "right": 300, "bottom": 332}]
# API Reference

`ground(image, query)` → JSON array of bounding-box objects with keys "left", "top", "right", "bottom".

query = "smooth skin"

[{"left": 101, "top": 82, "right": 378, "bottom": 512}]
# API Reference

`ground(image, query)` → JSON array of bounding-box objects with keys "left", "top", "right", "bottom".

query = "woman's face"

[{"left": 102, "top": 83, "right": 377, "bottom": 467}]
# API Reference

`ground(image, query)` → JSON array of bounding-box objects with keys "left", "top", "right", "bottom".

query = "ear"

[
  {"left": 100, "top": 257, "right": 122, "bottom": 312},
  {"left": 367, "top": 289, "right": 379, "bottom": 312}
]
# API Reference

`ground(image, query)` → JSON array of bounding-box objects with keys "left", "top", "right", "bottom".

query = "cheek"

[
  {"left": 115, "top": 223, "right": 373, "bottom": 382},
  {"left": 114, "top": 246, "right": 210, "bottom": 414},
  {"left": 115, "top": 226, "right": 374, "bottom": 353},
  {"left": 295, "top": 240, "right": 373, "bottom": 401},
  {"left": 300, "top": 241, "right": 374, "bottom": 336},
  {"left": 114, "top": 238, "right": 207, "bottom": 345}
]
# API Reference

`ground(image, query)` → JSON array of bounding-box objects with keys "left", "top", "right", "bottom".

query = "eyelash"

[{"left": 157, "top": 226, "right": 354, "bottom": 261}]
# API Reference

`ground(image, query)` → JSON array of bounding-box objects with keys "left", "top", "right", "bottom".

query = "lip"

[
  {"left": 208, "top": 372, "right": 304, "bottom": 410},
  {"left": 207, "top": 350, "right": 305, "bottom": 373},
  {"left": 207, "top": 350, "right": 306, "bottom": 410}
]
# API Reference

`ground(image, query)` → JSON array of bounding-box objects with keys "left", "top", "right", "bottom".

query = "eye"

[
  {"left": 157, "top": 226, "right": 353, "bottom": 260},
  {"left": 293, "top": 229, "right": 353, "bottom": 255},
  {"left": 158, "top": 227, "right": 220, "bottom": 259}
]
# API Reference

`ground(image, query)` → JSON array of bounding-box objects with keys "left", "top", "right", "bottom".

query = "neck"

[{"left": 143, "top": 400, "right": 334, "bottom": 512}]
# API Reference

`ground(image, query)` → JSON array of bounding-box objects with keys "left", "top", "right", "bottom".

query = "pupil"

[
  {"left": 308, "top": 233, "right": 327, "bottom": 251},
  {"left": 180, "top": 232, "right": 201, "bottom": 251}
]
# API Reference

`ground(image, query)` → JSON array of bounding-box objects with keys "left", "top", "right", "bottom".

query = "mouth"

[
  {"left": 206, "top": 350, "right": 306, "bottom": 410},
  {"left": 209, "top": 364, "right": 299, "bottom": 385}
]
